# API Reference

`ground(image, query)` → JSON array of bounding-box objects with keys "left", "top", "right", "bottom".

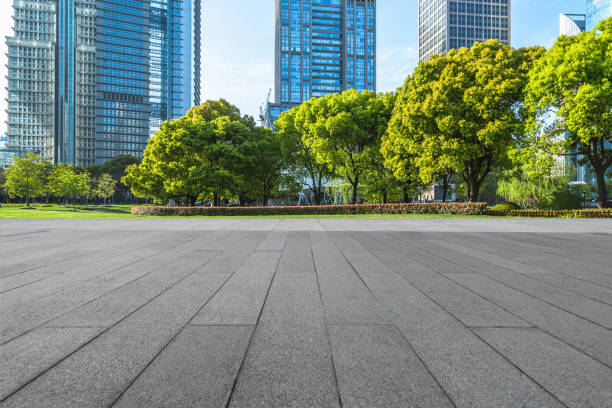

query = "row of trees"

[
  {"left": 125, "top": 19, "right": 610, "bottom": 208},
  {"left": 1, "top": 153, "right": 118, "bottom": 205}
]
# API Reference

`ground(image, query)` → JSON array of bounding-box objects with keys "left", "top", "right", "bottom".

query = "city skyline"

[{"left": 0, "top": 0, "right": 590, "bottom": 140}]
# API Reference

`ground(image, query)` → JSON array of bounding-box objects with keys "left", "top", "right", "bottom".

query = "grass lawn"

[{"left": 0, "top": 204, "right": 489, "bottom": 219}]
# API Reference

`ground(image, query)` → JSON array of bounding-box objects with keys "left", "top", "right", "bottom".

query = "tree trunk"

[
  {"left": 468, "top": 176, "right": 480, "bottom": 203},
  {"left": 351, "top": 183, "right": 358, "bottom": 204},
  {"left": 383, "top": 191, "right": 388, "bottom": 204},
  {"left": 594, "top": 167, "right": 609, "bottom": 208},
  {"left": 403, "top": 186, "right": 410, "bottom": 203},
  {"left": 213, "top": 192, "right": 220, "bottom": 207}
]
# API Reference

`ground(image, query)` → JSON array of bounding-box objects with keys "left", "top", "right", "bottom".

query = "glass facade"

[
  {"left": 269, "top": 0, "right": 376, "bottom": 128},
  {"left": 4, "top": 0, "right": 201, "bottom": 166},
  {"left": 559, "top": 13, "right": 586, "bottom": 36},
  {"left": 419, "top": 0, "right": 511, "bottom": 61},
  {"left": 587, "top": 0, "right": 612, "bottom": 30}
]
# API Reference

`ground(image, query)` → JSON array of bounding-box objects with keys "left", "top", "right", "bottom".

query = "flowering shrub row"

[
  {"left": 487, "top": 209, "right": 612, "bottom": 218},
  {"left": 132, "top": 202, "right": 488, "bottom": 216}
]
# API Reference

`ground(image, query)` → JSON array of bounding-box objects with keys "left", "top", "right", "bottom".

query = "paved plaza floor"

[{"left": 1, "top": 217, "right": 611, "bottom": 407}]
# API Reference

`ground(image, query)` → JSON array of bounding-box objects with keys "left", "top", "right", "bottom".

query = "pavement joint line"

[
  {"left": 360, "top": 235, "right": 570, "bottom": 408},
  {"left": 441, "top": 271, "right": 612, "bottom": 372},
  {"left": 468, "top": 327, "right": 572, "bottom": 408},
  {"left": 441, "top": 234, "right": 612, "bottom": 289},
  {"left": 109, "top": 234, "right": 268, "bottom": 408},
  {"left": 0, "top": 233, "right": 220, "bottom": 347},
  {"left": 330, "top": 232, "right": 458, "bottom": 408},
  {"left": 187, "top": 324, "right": 256, "bottom": 327},
  {"left": 373, "top": 232, "right": 612, "bottom": 370},
  {"left": 222, "top": 230, "right": 285, "bottom": 408},
  {"left": 0, "top": 232, "right": 242, "bottom": 405},
  {"left": 403, "top": 235, "right": 612, "bottom": 331},
  {"left": 310, "top": 230, "right": 344, "bottom": 408},
  {"left": 0, "top": 250, "right": 95, "bottom": 280}
]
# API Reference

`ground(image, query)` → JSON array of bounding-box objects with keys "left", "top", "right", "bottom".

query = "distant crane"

[{"left": 258, "top": 88, "right": 272, "bottom": 127}]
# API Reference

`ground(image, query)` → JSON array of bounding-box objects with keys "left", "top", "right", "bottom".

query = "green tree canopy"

[
  {"left": 383, "top": 40, "right": 545, "bottom": 202},
  {"left": 47, "top": 164, "right": 90, "bottom": 204},
  {"left": 95, "top": 173, "right": 117, "bottom": 202},
  {"left": 295, "top": 89, "right": 395, "bottom": 203},
  {"left": 276, "top": 107, "right": 334, "bottom": 205},
  {"left": 525, "top": 17, "right": 612, "bottom": 208},
  {"left": 2, "top": 153, "right": 46, "bottom": 205}
]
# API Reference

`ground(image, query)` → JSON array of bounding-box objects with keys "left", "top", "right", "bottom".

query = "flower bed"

[
  {"left": 132, "top": 202, "right": 488, "bottom": 216},
  {"left": 487, "top": 209, "right": 612, "bottom": 218}
]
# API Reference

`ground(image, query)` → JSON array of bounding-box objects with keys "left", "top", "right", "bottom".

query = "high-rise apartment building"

[
  {"left": 418, "top": 0, "right": 511, "bottom": 61},
  {"left": 587, "top": 0, "right": 612, "bottom": 30},
  {"left": 5, "top": 0, "right": 201, "bottom": 166},
  {"left": 265, "top": 0, "right": 376, "bottom": 129}
]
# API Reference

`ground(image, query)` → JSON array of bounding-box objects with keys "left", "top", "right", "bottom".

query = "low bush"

[
  {"left": 487, "top": 209, "right": 612, "bottom": 218},
  {"left": 132, "top": 202, "right": 488, "bottom": 216},
  {"left": 537, "top": 190, "right": 582, "bottom": 210},
  {"left": 490, "top": 202, "right": 520, "bottom": 211}
]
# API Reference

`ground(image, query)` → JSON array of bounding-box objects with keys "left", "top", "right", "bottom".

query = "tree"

[
  {"left": 497, "top": 163, "right": 573, "bottom": 208},
  {"left": 47, "top": 164, "right": 90, "bottom": 204},
  {"left": 95, "top": 174, "right": 116, "bottom": 203},
  {"left": 2, "top": 153, "right": 46, "bottom": 206},
  {"left": 525, "top": 17, "right": 612, "bottom": 208},
  {"left": 383, "top": 40, "right": 545, "bottom": 202},
  {"left": 276, "top": 108, "right": 333, "bottom": 205},
  {"left": 295, "top": 90, "right": 395, "bottom": 204},
  {"left": 123, "top": 100, "right": 253, "bottom": 206}
]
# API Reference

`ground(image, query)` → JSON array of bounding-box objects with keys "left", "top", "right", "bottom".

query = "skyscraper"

[
  {"left": 560, "top": 13, "right": 586, "bottom": 36},
  {"left": 4, "top": 0, "right": 201, "bottom": 166},
  {"left": 265, "top": 0, "right": 376, "bottom": 128},
  {"left": 587, "top": 0, "right": 612, "bottom": 30},
  {"left": 418, "top": 0, "right": 511, "bottom": 61}
]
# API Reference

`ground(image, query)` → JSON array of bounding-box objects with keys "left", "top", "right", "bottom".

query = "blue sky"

[{"left": 0, "top": 0, "right": 589, "bottom": 134}]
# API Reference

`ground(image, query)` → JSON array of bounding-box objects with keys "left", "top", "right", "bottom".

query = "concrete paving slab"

[
  {"left": 475, "top": 327, "right": 612, "bottom": 408},
  {"left": 328, "top": 324, "right": 454, "bottom": 408},
  {"left": 113, "top": 325, "right": 253, "bottom": 408},
  {"left": 446, "top": 273, "right": 612, "bottom": 368}
]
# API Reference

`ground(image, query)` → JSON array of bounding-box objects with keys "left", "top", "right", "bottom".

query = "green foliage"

[
  {"left": 490, "top": 202, "right": 520, "bottom": 211},
  {"left": 525, "top": 17, "right": 612, "bottom": 207},
  {"left": 123, "top": 99, "right": 284, "bottom": 206},
  {"left": 497, "top": 163, "right": 572, "bottom": 207},
  {"left": 537, "top": 190, "right": 582, "bottom": 210},
  {"left": 2, "top": 153, "right": 46, "bottom": 205},
  {"left": 383, "top": 40, "right": 545, "bottom": 202},
  {"left": 276, "top": 108, "right": 333, "bottom": 204},
  {"left": 294, "top": 89, "right": 395, "bottom": 203},
  {"left": 47, "top": 164, "right": 90, "bottom": 203},
  {"left": 95, "top": 174, "right": 117, "bottom": 202}
]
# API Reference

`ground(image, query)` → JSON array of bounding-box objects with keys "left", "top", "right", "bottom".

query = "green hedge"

[
  {"left": 132, "top": 202, "right": 488, "bottom": 216},
  {"left": 487, "top": 209, "right": 612, "bottom": 218}
]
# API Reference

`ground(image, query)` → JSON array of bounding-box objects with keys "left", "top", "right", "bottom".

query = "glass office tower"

[
  {"left": 266, "top": 0, "right": 376, "bottom": 128},
  {"left": 4, "top": 0, "right": 201, "bottom": 166},
  {"left": 587, "top": 0, "right": 612, "bottom": 30},
  {"left": 560, "top": 13, "right": 586, "bottom": 36},
  {"left": 418, "top": 0, "right": 511, "bottom": 61}
]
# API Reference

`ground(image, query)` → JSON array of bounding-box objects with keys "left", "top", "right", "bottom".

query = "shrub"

[
  {"left": 487, "top": 209, "right": 612, "bottom": 218},
  {"left": 537, "top": 190, "right": 581, "bottom": 210},
  {"left": 490, "top": 202, "right": 520, "bottom": 211},
  {"left": 132, "top": 202, "right": 488, "bottom": 216}
]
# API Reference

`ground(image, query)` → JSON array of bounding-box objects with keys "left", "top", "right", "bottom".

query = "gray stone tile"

[
  {"left": 191, "top": 251, "right": 280, "bottom": 325},
  {"left": 49, "top": 251, "right": 221, "bottom": 328},
  {"left": 475, "top": 327, "right": 612, "bottom": 408},
  {"left": 114, "top": 325, "right": 253, "bottom": 408},
  {"left": 359, "top": 271, "right": 563, "bottom": 408},
  {"left": 328, "top": 324, "right": 454, "bottom": 408},
  {"left": 424, "top": 239, "right": 612, "bottom": 328},
  {"left": 256, "top": 231, "right": 288, "bottom": 251},
  {"left": 0, "top": 272, "right": 228, "bottom": 408},
  {"left": 310, "top": 231, "right": 388, "bottom": 325},
  {"left": 446, "top": 273, "right": 612, "bottom": 368},
  {"left": 0, "top": 327, "right": 102, "bottom": 401},
  {"left": 228, "top": 322, "right": 340, "bottom": 408},
  {"left": 276, "top": 231, "right": 315, "bottom": 274}
]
